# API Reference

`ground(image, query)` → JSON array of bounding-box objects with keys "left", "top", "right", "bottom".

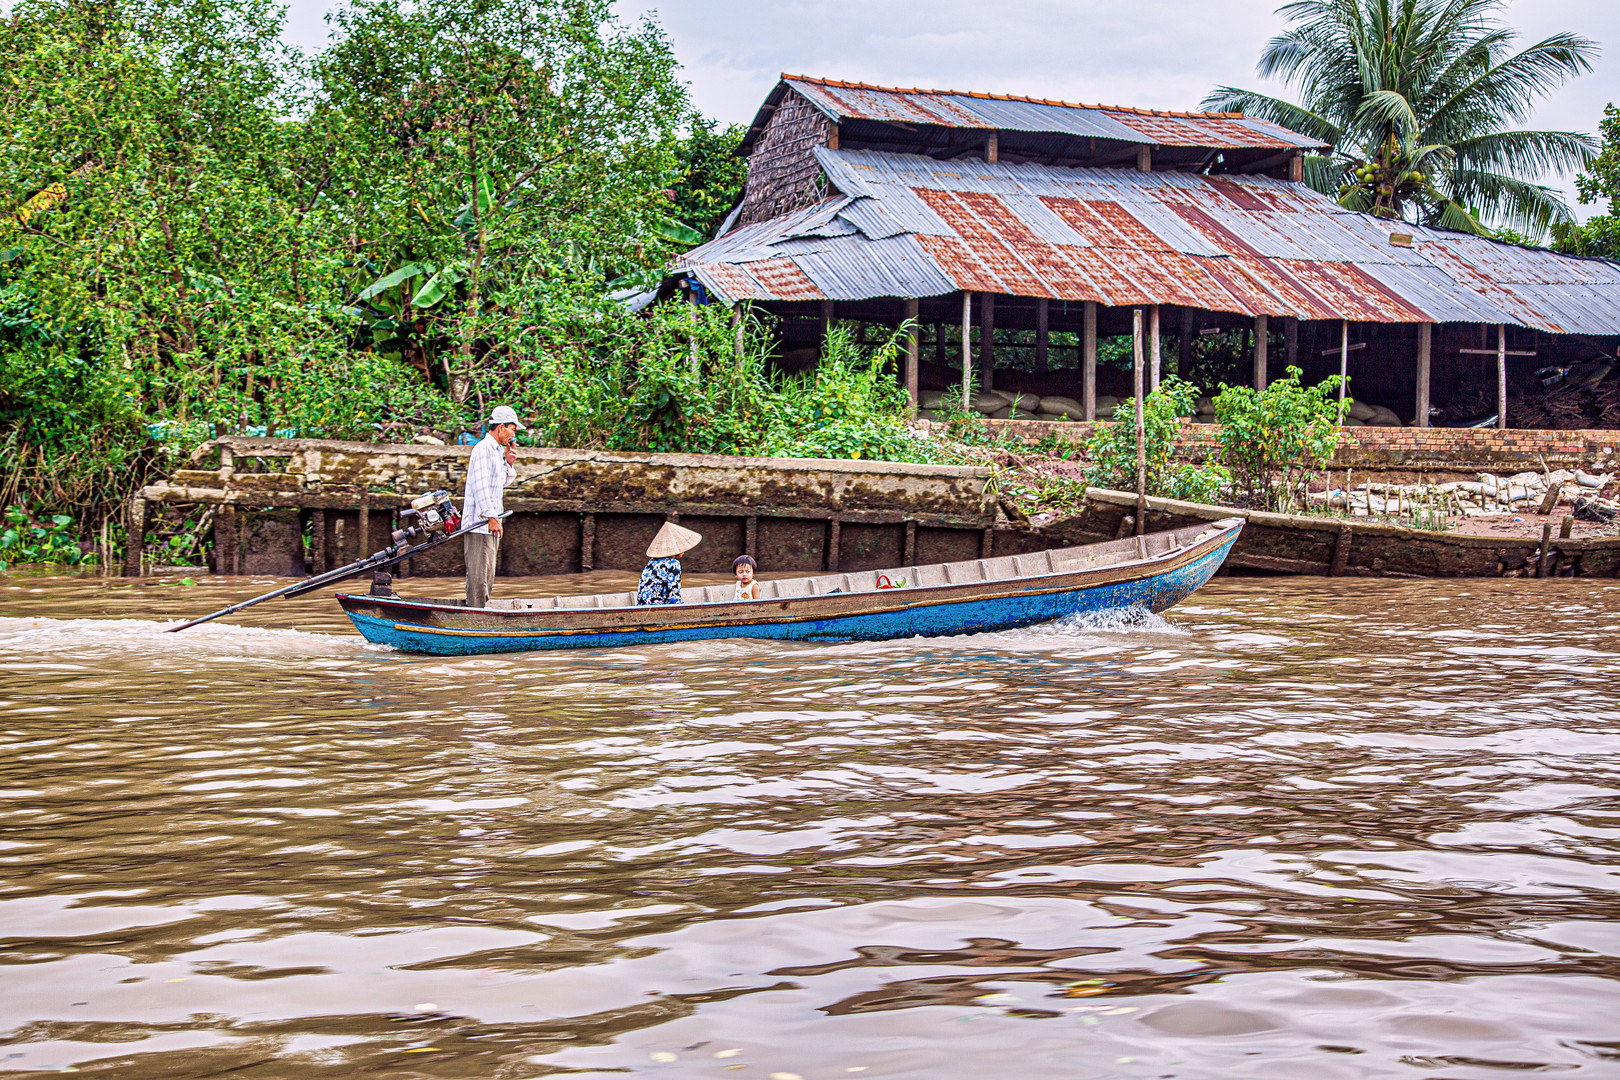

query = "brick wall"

[{"left": 965, "top": 418, "right": 1620, "bottom": 474}]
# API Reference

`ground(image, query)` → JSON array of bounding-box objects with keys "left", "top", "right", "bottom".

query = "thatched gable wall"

[{"left": 736, "top": 89, "right": 835, "bottom": 228}]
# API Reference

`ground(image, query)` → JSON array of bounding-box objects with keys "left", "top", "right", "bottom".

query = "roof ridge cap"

[{"left": 780, "top": 73, "right": 1248, "bottom": 120}]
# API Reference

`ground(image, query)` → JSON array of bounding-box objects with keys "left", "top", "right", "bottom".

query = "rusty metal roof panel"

[
  {"left": 836, "top": 197, "right": 911, "bottom": 241},
  {"left": 790, "top": 235, "right": 959, "bottom": 300},
  {"left": 1508, "top": 283, "right": 1620, "bottom": 335},
  {"left": 937, "top": 95, "right": 1149, "bottom": 143},
  {"left": 680, "top": 148, "right": 1620, "bottom": 330},
  {"left": 781, "top": 77, "right": 1330, "bottom": 152},
  {"left": 791, "top": 79, "right": 992, "bottom": 128},
  {"left": 1109, "top": 111, "right": 1307, "bottom": 150}
]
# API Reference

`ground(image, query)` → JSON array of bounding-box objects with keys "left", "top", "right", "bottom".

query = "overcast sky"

[{"left": 284, "top": 0, "right": 1616, "bottom": 221}]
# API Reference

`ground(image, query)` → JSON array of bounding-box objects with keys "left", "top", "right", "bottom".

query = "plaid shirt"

[{"left": 462, "top": 433, "right": 515, "bottom": 532}]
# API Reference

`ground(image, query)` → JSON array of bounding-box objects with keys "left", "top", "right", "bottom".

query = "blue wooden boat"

[{"left": 335, "top": 518, "right": 1242, "bottom": 655}]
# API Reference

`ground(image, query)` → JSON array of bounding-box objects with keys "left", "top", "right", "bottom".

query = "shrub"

[
  {"left": 759, "top": 323, "right": 942, "bottom": 463},
  {"left": 1084, "top": 376, "right": 1212, "bottom": 495},
  {"left": 1213, "top": 366, "right": 1347, "bottom": 510},
  {"left": 0, "top": 505, "right": 91, "bottom": 568}
]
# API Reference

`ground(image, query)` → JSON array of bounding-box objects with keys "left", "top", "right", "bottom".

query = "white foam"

[{"left": 0, "top": 616, "right": 364, "bottom": 662}]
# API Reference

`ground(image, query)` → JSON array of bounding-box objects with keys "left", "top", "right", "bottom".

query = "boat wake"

[
  {"left": 0, "top": 616, "right": 365, "bottom": 664},
  {"left": 1048, "top": 605, "right": 1188, "bottom": 636}
]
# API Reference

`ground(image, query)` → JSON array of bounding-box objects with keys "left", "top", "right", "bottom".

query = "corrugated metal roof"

[
  {"left": 677, "top": 148, "right": 1620, "bottom": 334},
  {"left": 778, "top": 76, "right": 1328, "bottom": 152}
]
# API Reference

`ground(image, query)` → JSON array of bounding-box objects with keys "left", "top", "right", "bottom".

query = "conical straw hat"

[{"left": 647, "top": 521, "right": 703, "bottom": 558}]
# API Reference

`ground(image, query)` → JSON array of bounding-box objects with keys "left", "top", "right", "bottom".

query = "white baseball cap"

[{"left": 487, "top": 405, "right": 526, "bottom": 430}]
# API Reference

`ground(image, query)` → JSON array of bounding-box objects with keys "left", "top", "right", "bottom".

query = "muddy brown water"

[{"left": 3, "top": 571, "right": 1620, "bottom": 1078}]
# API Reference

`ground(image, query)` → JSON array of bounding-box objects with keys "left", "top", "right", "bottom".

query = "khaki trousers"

[{"left": 464, "top": 532, "right": 501, "bottom": 609}]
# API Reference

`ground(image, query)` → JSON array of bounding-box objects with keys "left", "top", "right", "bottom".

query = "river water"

[{"left": 3, "top": 571, "right": 1620, "bottom": 1078}]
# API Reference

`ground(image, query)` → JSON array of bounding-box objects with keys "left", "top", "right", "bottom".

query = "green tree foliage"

[
  {"left": 1213, "top": 367, "right": 1347, "bottom": 510},
  {"left": 1203, "top": 0, "right": 1598, "bottom": 237},
  {"left": 669, "top": 118, "right": 750, "bottom": 241},
  {"left": 1552, "top": 103, "right": 1620, "bottom": 259},
  {"left": 0, "top": 0, "right": 723, "bottom": 557},
  {"left": 313, "top": 0, "right": 687, "bottom": 402},
  {"left": 1084, "top": 377, "right": 1229, "bottom": 503}
]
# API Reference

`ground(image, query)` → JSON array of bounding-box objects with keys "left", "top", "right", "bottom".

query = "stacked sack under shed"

[{"left": 916, "top": 389, "right": 1091, "bottom": 423}]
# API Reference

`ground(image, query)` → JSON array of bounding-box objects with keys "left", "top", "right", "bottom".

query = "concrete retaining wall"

[{"left": 135, "top": 437, "right": 1006, "bottom": 579}]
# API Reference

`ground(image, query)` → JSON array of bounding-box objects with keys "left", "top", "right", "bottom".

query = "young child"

[{"left": 732, "top": 555, "right": 763, "bottom": 600}]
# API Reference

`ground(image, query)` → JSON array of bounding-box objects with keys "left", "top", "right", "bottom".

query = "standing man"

[{"left": 462, "top": 405, "right": 523, "bottom": 608}]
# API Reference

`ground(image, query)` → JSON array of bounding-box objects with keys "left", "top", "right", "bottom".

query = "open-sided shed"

[{"left": 676, "top": 76, "right": 1620, "bottom": 429}]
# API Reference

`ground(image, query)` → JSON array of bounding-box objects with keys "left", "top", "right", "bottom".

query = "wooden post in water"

[
  {"left": 904, "top": 298, "right": 919, "bottom": 415},
  {"left": 960, "top": 292, "right": 973, "bottom": 410},
  {"left": 1082, "top": 301, "right": 1097, "bottom": 421},
  {"left": 1133, "top": 308, "right": 1147, "bottom": 536},
  {"left": 123, "top": 495, "right": 145, "bottom": 577},
  {"left": 1537, "top": 521, "right": 1553, "bottom": 578},
  {"left": 1497, "top": 324, "right": 1508, "bottom": 430}
]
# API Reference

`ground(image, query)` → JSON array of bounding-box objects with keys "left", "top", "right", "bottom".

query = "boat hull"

[{"left": 340, "top": 526, "right": 1239, "bottom": 656}]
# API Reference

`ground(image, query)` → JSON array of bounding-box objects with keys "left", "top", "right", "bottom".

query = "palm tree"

[{"left": 1202, "top": 0, "right": 1598, "bottom": 237}]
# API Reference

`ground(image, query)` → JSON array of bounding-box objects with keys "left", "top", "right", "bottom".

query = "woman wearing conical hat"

[{"left": 635, "top": 521, "right": 702, "bottom": 606}]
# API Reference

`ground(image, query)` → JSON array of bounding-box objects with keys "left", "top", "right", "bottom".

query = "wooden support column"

[
  {"left": 1035, "top": 297, "right": 1049, "bottom": 373},
  {"left": 1132, "top": 309, "right": 1147, "bottom": 536},
  {"left": 1253, "top": 314, "right": 1268, "bottom": 390},
  {"left": 357, "top": 501, "right": 369, "bottom": 557},
  {"left": 986, "top": 132, "right": 998, "bottom": 163},
  {"left": 979, "top": 292, "right": 995, "bottom": 392},
  {"left": 827, "top": 123, "right": 839, "bottom": 151},
  {"left": 1178, "top": 306, "right": 1192, "bottom": 375},
  {"left": 745, "top": 515, "right": 758, "bottom": 558},
  {"left": 1339, "top": 319, "right": 1349, "bottom": 405},
  {"left": 1149, "top": 304, "right": 1161, "bottom": 391},
  {"left": 1497, "top": 324, "right": 1508, "bottom": 430},
  {"left": 825, "top": 517, "right": 841, "bottom": 572},
  {"left": 580, "top": 512, "right": 596, "bottom": 572},
  {"left": 732, "top": 306, "right": 745, "bottom": 367},
  {"left": 1284, "top": 316, "right": 1298, "bottom": 369},
  {"left": 1136, "top": 146, "right": 1152, "bottom": 172},
  {"left": 312, "top": 509, "right": 327, "bottom": 573},
  {"left": 1082, "top": 300, "right": 1097, "bottom": 421},
  {"left": 903, "top": 519, "right": 916, "bottom": 565},
  {"left": 1290, "top": 153, "right": 1304, "bottom": 182},
  {"left": 1416, "top": 322, "right": 1432, "bottom": 428},
  {"left": 904, "top": 298, "right": 919, "bottom": 413},
  {"left": 123, "top": 495, "right": 145, "bottom": 577},
  {"left": 981, "top": 528, "right": 994, "bottom": 558},
  {"left": 960, "top": 291, "right": 973, "bottom": 408}
]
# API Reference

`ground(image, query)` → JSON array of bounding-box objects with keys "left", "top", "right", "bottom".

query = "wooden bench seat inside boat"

[{"left": 481, "top": 523, "right": 1220, "bottom": 613}]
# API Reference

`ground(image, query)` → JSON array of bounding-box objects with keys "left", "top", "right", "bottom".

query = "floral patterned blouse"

[{"left": 635, "top": 557, "right": 683, "bottom": 605}]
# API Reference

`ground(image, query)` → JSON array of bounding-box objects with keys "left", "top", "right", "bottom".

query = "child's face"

[{"left": 735, "top": 563, "right": 754, "bottom": 585}]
